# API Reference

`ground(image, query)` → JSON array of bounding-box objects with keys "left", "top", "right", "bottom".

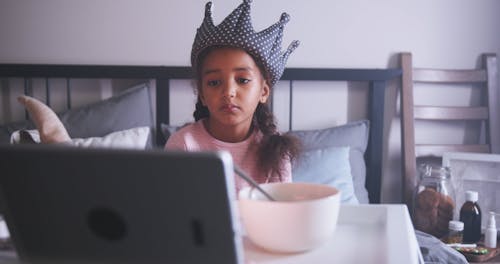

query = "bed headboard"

[{"left": 0, "top": 64, "right": 402, "bottom": 203}]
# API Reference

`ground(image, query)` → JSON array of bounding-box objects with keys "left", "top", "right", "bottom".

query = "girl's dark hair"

[{"left": 193, "top": 46, "right": 300, "bottom": 180}]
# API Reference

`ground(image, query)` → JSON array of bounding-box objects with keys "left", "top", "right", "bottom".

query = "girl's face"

[{"left": 199, "top": 47, "right": 270, "bottom": 141}]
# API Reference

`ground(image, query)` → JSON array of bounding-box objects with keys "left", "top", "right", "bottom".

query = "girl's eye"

[
  {"left": 207, "top": 80, "right": 220, "bottom": 86},
  {"left": 238, "top": 78, "right": 250, "bottom": 84}
]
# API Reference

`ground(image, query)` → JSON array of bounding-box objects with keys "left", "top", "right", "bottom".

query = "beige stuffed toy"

[{"left": 17, "top": 95, "right": 71, "bottom": 143}]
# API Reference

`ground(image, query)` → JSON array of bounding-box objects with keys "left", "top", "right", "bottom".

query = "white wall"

[{"left": 1, "top": 0, "right": 500, "bottom": 203}]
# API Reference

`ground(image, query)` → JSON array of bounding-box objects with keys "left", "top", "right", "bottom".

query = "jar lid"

[
  {"left": 465, "top": 190, "right": 478, "bottom": 202},
  {"left": 449, "top": 220, "right": 464, "bottom": 231}
]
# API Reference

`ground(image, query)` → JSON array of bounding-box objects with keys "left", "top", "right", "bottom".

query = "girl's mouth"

[{"left": 220, "top": 104, "right": 239, "bottom": 113}]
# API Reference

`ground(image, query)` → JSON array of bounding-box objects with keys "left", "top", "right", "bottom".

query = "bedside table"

[{"left": 243, "top": 204, "right": 422, "bottom": 264}]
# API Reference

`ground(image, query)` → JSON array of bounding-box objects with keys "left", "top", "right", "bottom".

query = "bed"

[{"left": 0, "top": 64, "right": 402, "bottom": 204}]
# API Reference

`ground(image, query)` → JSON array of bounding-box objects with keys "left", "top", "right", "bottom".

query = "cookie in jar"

[{"left": 413, "top": 164, "right": 456, "bottom": 238}]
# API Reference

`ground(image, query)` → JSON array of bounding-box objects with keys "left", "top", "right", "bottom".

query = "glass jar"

[{"left": 413, "top": 164, "right": 456, "bottom": 238}]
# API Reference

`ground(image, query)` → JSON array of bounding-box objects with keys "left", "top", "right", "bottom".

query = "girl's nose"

[{"left": 222, "top": 80, "right": 236, "bottom": 98}]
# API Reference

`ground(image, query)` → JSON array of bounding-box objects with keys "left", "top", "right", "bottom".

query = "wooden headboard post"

[
  {"left": 0, "top": 64, "right": 402, "bottom": 203},
  {"left": 153, "top": 67, "right": 192, "bottom": 146}
]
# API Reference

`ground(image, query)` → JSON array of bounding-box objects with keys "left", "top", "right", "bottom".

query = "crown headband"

[{"left": 191, "top": 0, "right": 300, "bottom": 86}]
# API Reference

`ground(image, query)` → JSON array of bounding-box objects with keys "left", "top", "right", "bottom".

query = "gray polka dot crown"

[{"left": 191, "top": 0, "right": 300, "bottom": 86}]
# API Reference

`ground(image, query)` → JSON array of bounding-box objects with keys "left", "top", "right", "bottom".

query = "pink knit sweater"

[{"left": 164, "top": 119, "right": 291, "bottom": 192}]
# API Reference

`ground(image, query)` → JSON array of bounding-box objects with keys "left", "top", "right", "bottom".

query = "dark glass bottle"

[{"left": 459, "top": 191, "right": 482, "bottom": 243}]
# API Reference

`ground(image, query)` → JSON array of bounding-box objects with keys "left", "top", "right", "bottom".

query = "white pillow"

[{"left": 11, "top": 126, "right": 150, "bottom": 149}]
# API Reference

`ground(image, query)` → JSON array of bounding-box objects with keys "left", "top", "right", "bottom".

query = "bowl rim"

[{"left": 238, "top": 182, "right": 341, "bottom": 204}]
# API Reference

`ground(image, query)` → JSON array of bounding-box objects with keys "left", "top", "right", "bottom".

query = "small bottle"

[
  {"left": 460, "top": 191, "right": 482, "bottom": 243},
  {"left": 485, "top": 212, "right": 497, "bottom": 248},
  {"left": 447, "top": 220, "right": 464, "bottom": 244}
]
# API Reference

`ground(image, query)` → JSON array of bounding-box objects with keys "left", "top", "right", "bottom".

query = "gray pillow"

[
  {"left": 287, "top": 120, "right": 370, "bottom": 204},
  {"left": 161, "top": 120, "right": 370, "bottom": 203},
  {"left": 60, "top": 84, "right": 153, "bottom": 137},
  {"left": 1, "top": 84, "right": 154, "bottom": 148}
]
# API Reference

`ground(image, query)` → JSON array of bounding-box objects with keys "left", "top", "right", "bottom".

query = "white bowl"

[{"left": 238, "top": 182, "right": 341, "bottom": 253}]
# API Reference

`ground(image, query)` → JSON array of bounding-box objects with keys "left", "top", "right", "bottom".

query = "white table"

[
  {"left": 243, "top": 204, "right": 423, "bottom": 264},
  {"left": 0, "top": 204, "right": 422, "bottom": 264}
]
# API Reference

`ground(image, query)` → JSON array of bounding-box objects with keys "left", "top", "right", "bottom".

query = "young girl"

[{"left": 165, "top": 0, "right": 300, "bottom": 192}]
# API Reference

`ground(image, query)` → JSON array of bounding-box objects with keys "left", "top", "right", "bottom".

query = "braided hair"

[{"left": 193, "top": 46, "right": 300, "bottom": 180}]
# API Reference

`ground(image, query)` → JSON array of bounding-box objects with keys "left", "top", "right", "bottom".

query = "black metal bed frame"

[{"left": 0, "top": 64, "right": 402, "bottom": 203}]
